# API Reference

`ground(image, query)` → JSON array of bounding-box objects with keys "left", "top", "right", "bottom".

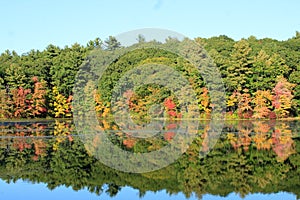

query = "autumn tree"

[
  {"left": 11, "top": 87, "right": 31, "bottom": 118},
  {"left": 272, "top": 77, "right": 295, "bottom": 118},
  {"left": 49, "top": 87, "right": 72, "bottom": 118},
  {"left": 252, "top": 90, "right": 272, "bottom": 119},
  {"left": 30, "top": 77, "right": 48, "bottom": 117}
]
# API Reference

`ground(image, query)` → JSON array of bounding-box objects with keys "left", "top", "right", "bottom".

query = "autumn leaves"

[{"left": 227, "top": 77, "right": 295, "bottom": 119}]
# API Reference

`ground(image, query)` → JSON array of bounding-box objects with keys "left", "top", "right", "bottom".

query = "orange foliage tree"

[
  {"left": 272, "top": 77, "right": 295, "bottom": 118},
  {"left": 11, "top": 87, "right": 32, "bottom": 118},
  {"left": 252, "top": 90, "right": 272, "bottom": 119},
  {"left": 29, "top": 77, "right": 48, "bottom": 117}
]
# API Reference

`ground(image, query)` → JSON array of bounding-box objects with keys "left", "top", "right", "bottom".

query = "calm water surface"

[{"left": 0, "top": 119, "right": 299, "bottom": 200}]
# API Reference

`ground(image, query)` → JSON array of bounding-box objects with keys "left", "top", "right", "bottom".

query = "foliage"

[
  {"left": 49, "top": 87, "right": 72, "bottom": 118},
  {"left": 0, "top": 33, "right": 299, "bottom": 118}
]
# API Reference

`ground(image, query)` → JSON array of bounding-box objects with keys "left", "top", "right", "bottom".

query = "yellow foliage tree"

[
  {"left": 252, "top": 90, "right": 272, "bottom": 119},
  {"left": 50, "top": 87, "right": 72, "bottom": 118}
]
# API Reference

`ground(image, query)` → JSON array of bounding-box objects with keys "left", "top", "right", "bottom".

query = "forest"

[{"left": 0, "top": 32, "right": 300, "bottom": 119}]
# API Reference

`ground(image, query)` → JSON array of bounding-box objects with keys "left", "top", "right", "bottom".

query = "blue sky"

[
  {"left": 0, "top": 0, "right": 300, "bottom": 54},
  {"left": 0, "top": 180, "right": 297, "bottom": 200}
]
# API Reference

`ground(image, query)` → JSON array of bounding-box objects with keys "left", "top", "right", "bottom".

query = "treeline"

[{"left": 0, "top": 32, "right": 299, "bottom": 119}]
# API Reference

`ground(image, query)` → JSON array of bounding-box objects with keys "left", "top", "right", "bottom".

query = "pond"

[{"left": 0, "top": 119, "right": 299, "bottom": 200}]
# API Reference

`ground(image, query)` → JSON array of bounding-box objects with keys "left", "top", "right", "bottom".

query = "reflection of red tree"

[
  {"left": 32, "top": 155, "right": 39, "bottom": 161},
  {"left": 229, "top": 129, "right": 252, "bottom": 151},
  {"left": 67, "top": 135, "right": 73, "bottom": 142},
  {"left": 201, "top": 124, "right": 210, "bottom": 152},
  {"left": 123, "top": 138, "right": 136, "bottom": 148},
  {"left": 269, "top": 111, "right": 277, "bottom": 119},
  {"left": 166, "top": 123, "right": 177, "bottom": 130},
  {"left": 13, "top": 133, "right": 32, "bottom": 152},
  {"left": 272, "top": 129, "right": 295, "bottom": 161},
  {"left": 33, "top": 139, "right": 47, "bottom": 157},
  {"left": 12, "top": 125, "right": 32, "bottom": 151},
  {"left": 164, "top": 132, "right": 175, "bottom": 141},
  {"left": 168, "top": 110, "right": 177, "bottom": 117}
]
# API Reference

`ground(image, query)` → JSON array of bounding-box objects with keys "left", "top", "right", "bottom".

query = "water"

[{"left": 0, "top": 119, "right": 299, "bottom": 200}]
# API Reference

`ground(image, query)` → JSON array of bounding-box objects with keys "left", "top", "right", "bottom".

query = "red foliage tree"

[
  {"left": 272, "top": 77, "right": 295, "bottom": 118},
  {"left": 30, "top": 77, "right": 48, "bottom": 117},
  {"left": 11, "top": 87, "right": 31, "bottom": 118}
]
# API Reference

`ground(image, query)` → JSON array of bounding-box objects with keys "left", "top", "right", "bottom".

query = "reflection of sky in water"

[{"left": 0, "top": 180, "right": 296, "bottom": 200}]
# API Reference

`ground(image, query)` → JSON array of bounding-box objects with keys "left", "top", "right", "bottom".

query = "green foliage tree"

[
  {"left": 104, "top": 36, "right": 121, "bottom": 51},
  {"left": 226, "top": 39, "right": 253, "bottom": 91}
]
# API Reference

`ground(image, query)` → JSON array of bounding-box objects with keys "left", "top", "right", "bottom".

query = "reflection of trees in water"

[
  {"left": 0, "top": 119, "right": 299, "bottom": 199},
  {"left": 226, "top": 120, "right": 296, "bottom": 161}
]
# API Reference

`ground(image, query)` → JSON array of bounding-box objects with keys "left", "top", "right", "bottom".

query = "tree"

[
  {"left": 252, "top": 90, "right": 272, "bottom": 119},
  {"left": 87, "top": 37, "right": 103, "bottom": 49},
  {"left": 0, "top": 89, "right": 11, "bottom": 118},
  {"left": 4, "top": 63, "right": 27, "bottom": 89},
  {"left": 49, "top": 87, "right": 72, "bottom": 118},
  {"left": 226, "top": 39, "right": 253, "bottom": 91},
  {"left": 49, "top": 43, "right": 86, "bottom": 96},
  {"left": 104, "top": 36, "right": 121, "bottom": 51},
  {"left": 137, "top": 34, "right": 146, "bottom": 43},
  {"left": 11, "top": 87, "right": 32, "bottom": 118},
  {"left": 236, "top": 89, "right": 253, "bottom": 119},
  {"left": 272, "top": 77, "right": 295, "bottom": 118},
  {"left": 30, "top": 77, "right": 48, "bottom": 117}
]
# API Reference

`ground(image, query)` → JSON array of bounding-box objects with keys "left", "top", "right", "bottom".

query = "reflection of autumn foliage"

[
  {"left": 32, "top": 139, "right": 47, "bottom": 159},
  {"left": 164, "top": 123, "right": 177, "bottom": 142},
  {"left": 5, "top": 123, "right": 49, "bottom": 161},
  {"left": 166, "top": 123, "right": 177, "bottom": 130},
  {"left": 52, "top": 120, "right": 74, "bottom": 151},
  {"left": 227, "top": 121, "right": 296, "bottom": 161},
  {"left": 0, "top": 119, "right": 299, "bottom": 199},
  {"left": 12, "top": 132, "right": 32, "bottom": 152},
  {"left": 227, "top": 128, "right": 251, "bottom": 151},
  {"left": 201, "top": 124, "right": 210, "bottom": 153},
  {"left": 164, "top": 132, "right": 175, "bottom": 141},
  {"left": 123, "top": 138, "right": 136, "bottom": 148},
  {"left": 253, "top": 134, "right": 273, "bottom": 150},
  {"left": 272, "top": 129, "right": 295, "bottom": 162},
  {"left": 252, "top": 122, "right": 273, "bottom": 150}
]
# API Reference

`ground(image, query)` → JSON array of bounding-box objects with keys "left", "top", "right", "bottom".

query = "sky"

[
  {"left": 0, "top": 180, "right": 297, "bottom": 200},
  {"left": 0, "top": 0, "right": 300, "bottom": 54}
]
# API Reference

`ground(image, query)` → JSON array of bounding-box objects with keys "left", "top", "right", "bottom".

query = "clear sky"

[
  {"left": 0, "top": 0, "right": 300, "bottom": 54},
  {"left": 0, "top": 180, "right": 297, "bottom": 200}
]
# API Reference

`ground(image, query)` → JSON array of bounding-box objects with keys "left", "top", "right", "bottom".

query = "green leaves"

[{"left": 0, "top": 33, "right": 299, "bottom": 118}]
